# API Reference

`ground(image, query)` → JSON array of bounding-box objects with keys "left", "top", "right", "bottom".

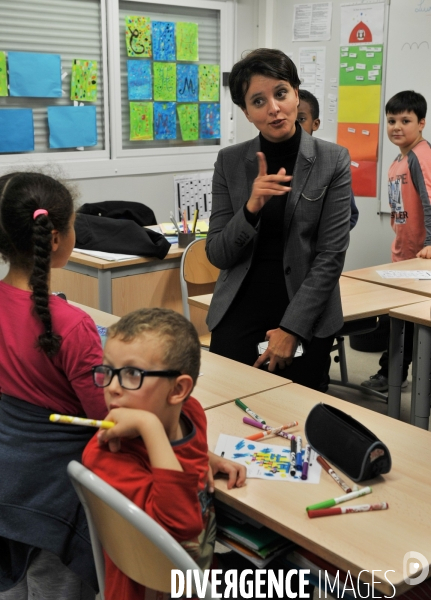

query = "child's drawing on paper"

[
  {"left": 152, "top": 21, "right": 175, "bottom": 61},
  {"left": 153, "top": 62, "right": 176, "bottom": 101},
  {"left": 177, "top": 103, "right": 198, "bottom": 141},
  {"left": 129, "top": 101, "right": 153, "bottom": 140},
  {"left": 70, "top": 59, "right": 97, "bottom": 102},
  {"left": 125, "top": 16, "right": 152, "bottom": 58},
  {"left": 176, "top": 22, "right": 199, "bottom": 61},
  {"left": 154, "top": 102, "right": 176, "bottom": 140},
  {"left": 199, "top": 64, "right": 220, "bottom": 102},
  {"left": 127, "top": 60, "right": 152, "bottom": 100},
  {"left": 0, "top": 52, "right": 8, "bottom": 97},
  {"left": 177, "top": 64, "right": 198, "bottom": 102},
  {"left": 199, "top": 103, "right": 220, "bottom": 139}
]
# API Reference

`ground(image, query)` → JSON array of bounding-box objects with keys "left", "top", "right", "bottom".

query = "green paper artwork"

[
  {"left": 130, "top": 102, "right": 153, "bottom": 140},
  {"left": 70, "top": 59, "right": 97, "bottom": 102},
  {"left": 0, "top": 52, "right": 8, "bottom": 96},
  {"left": 126, "top": 15, "right": 152, "bottom": 58},
  {"left": 176, "top": 22, "right": 198, "bottom": 61},
  {"left": 153, "top": 62, "right": 176, "bottom": 101},
  {"left": 199, "top": 64, "right": 219, "bottom": 102},
  {"left": 339, "top": 45, "right": 383, "bottom": 87},
  {"left": 177, "top": 104, "right": 198, "bottom": 140}
]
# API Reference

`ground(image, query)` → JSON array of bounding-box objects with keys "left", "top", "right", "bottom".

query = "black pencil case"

[{"left": 304, "top": 403, "right": 392, "bottom": 482}]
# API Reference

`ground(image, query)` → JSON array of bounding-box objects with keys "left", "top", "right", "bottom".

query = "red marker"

[{"left": 307, "top": 502, "right": 389, "bottom": 519}]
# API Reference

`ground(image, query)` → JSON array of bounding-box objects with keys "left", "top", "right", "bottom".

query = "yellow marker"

[
  {"left": 191, "top": 209, "right": 199, "bottom": 233},
  {"left": 49, "top": 414, "right": 115, "bottom": 429}
]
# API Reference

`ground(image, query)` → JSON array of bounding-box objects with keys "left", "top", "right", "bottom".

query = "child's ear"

[
  {"left": 312, "top": 118, "right": 321, "bottom": 132},
  {"left": 51, "top": 230, "right": 60, "bottom": 253},
  {"left": 168, "top": 374, "right": 194, "bottom": 405}
]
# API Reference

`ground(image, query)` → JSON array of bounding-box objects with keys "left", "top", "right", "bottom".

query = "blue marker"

[{"left": 295, "top": 435, "right": 303, "bottom": 471}]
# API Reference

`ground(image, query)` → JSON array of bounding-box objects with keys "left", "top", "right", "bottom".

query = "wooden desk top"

[
  {"left": 69, "top": 301, "right": 121, "bottom": 327},
  {"left": 188, "top": 293, "right": 212, "bottom": 311},
  {"left": 194, "top": 350, "right": 290, "bottom": 410},
  {"left": 69, "top": 244, "right": 184, "bottom": 270},
  {"left": 343, "top": 258, "right": 431, "bottom": 297},
  {"left": 389, "top": 300, "right": 431, "bottom": 326},
  {"left": 206, "top": 385, "right": 431, "bottom": 596}
]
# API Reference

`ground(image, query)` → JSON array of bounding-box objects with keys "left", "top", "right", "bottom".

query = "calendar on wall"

[{"left": 173, "top": 171, "right": 213, "bottom": 220}]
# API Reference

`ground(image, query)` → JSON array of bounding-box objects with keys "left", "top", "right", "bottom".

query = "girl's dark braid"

[{"left": 29, "top": 212, "right": 62, "bottom": 357}]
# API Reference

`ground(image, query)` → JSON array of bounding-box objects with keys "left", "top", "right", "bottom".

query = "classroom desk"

[
  {"left": 194, "top": 350, "right": 290, "bottom": 410},
  {"left": 51, "top": 247, "right": 185, "bottom": 316},
  {"left": 69, "top": 301, "right": 121, "bottom": 327},
  {"left": 389, "top": 300, "right": 431, "bottom": 430},
  {"left": 343, "top": 257, "right": 431, "bottom": 297},
  {"left": 205, "top": 385, "right": 431, "bottom": 597}
]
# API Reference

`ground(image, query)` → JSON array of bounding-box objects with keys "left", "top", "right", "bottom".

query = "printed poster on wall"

[{"left": 340, "top": 2, "right": 385, "bottom": 46}]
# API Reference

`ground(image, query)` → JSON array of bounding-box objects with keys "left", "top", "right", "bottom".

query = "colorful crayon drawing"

[
  {"left": 125, "top": 16, "right": 152, "bottom": 58},
  {"left": 153, "top": 62, "right": 176, "bottom": 102},
  {"left": 176, "top": 22, "right": 199, "bottom": 61},
  {"left": 177, "top": 64, "right": 198, "bottom": 102},
  {"left": 199, "top": 103, "right": 220, "bottom": 139},
  {"left": 70, "top": 59, "right": 97, "bottom": 102},
  {"left": 127, "top": 60, "right": 152, "bottom": 100},
  {"left": 0, "top": 52, "right": 7, "bottom": 96},
  {"left": 152, "top": 21, "right": 175, "bottom": 61},
  {"left": 129, "top": 101, "right": 153, "bottom": 140},
  {"left": 214, "top": 434, "right": 321, "bottom": 483},
  {"left": 154, "top": 102, "right": 176, "bottom": 140},
  {"left": 177, "top": 103, "right": 198, "bottom": 141},
  {"left": 199, "top": 64, "right": 220, "bottom": 102}
]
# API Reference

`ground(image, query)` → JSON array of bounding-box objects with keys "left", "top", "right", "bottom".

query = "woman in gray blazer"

[{"left": 206, "top": 49, "right": 351, "bottom": 390}]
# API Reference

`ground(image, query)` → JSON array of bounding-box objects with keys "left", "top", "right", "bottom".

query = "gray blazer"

[{"left": 206, "top": 130, "right": 351, "bottom": 342}]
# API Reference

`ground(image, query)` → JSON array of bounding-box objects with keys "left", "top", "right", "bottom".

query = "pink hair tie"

[{"left": 33, "top": 209, "right": 48, "bottom": 220}]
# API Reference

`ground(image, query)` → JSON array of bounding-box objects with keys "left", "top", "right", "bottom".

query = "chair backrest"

[
  {"left": 180, "top": 238, "right": 219, "bottom": 320},
  {"left": 67, "top": 461, "right": 212, "bottom": 600}
]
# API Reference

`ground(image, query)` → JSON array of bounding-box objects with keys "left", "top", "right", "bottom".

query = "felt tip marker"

[
  {"left": 295, "top": 435, "right": 303, "bottom": 470},
  {"left": 317, "top": 455, "right": 353, "bottom": 494},
  {"left": 301, "top": 444, "right": 311, "bottom": 480},
  {"left": 307, "top": 502, "right": 388, "bottom": 519},
  {"left": 235, "top": 399, "right": 266, "bottom": 424},
  {"left": 245, "top": 424, "right": 293, "bottom": 441},
  {"left": 306, "top": 486, "right": 372, "bottom": 512},
  {"left": 49, "top": 414, "right": 115, "bottom": 429},
  {"left": 289, "top": 439, "right": 297, "bottom": 477}
]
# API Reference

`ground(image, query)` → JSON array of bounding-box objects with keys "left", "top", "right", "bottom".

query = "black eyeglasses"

[{"left": 92, "top": 365, "right": 181, "bottom": 390}]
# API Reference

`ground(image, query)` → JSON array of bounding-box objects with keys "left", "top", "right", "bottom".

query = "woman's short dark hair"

[
  {"left": 229, "top": 48, "right": 301, "bottom": 109},
  {"left": 385, "top": 90, "right": 427, "bottom": 121},
  {"left": 0, "top": 172, "right": 75, "bottom": 357}
]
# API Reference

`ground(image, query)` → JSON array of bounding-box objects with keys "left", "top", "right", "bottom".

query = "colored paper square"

[
  {"left": 177, "top": 64, "right": 198, "bottom": 102},
  {"left": 0, "top": 51, "right": 7, "bottom": 96},
  {"left": 339, "top": 45, "right": 383, "bottom": 87},
  {"left": 177, "top": 104, "right": 198, "bottom": 140},
  {"left": 152, "top": 21, "right": 175, "bottom": 61},
  {"left": 351, "top": 160, "right": 377, "bottom": 197},
  {"left": 0, "top": 109, "right": 34, "bottom": 153},
  {"left": 338, "top": 86, "right": 381, "bottom": 123},
  {"left": 199, "top": 64, "right": 220, "bottom": 101},
  {"left": 48, "top": 106, "right": 97, "bottom": 148},
  {"left": 130, "top": 102, "right": 153, "bottom": 140},
  {"left": 127, "top": 60, "right": 152, "bottom": 100},
  {"left": 154, "top": 102, "right": 176, "bottom": 140},
  {"left": 176, "top": 22, "right": 199, "bottom": 61},
  {"left": 8, "top": 52, "right": 62, "bottom": 98},
  {"left": 199, "top": 103, "right": 220, "bottom": 139},
  {"left": 70, "top": 59, "right": 97, "bottom": 102},
  {"left": 125, "top": 16, "right": 152, "bottom": 58},
  {"left": 153, "top": 62, "right": 176, "bottom": 101},
  {"left": 337, "top": 123, "right": 379, "bottom": 162}
]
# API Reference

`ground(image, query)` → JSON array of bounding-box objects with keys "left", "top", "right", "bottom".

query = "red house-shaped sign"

[{"left": 349, "top": 21, "right": 372, "bottom": 44}]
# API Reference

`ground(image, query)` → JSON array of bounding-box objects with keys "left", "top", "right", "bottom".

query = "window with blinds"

[{"left": 0, "top": 0, "right": 108, "bottom": 157}]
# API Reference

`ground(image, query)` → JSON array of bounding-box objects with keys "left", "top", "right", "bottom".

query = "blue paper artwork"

[
  {"left": 199, "top": 103, "right": 220, "bottom": 139},
  {"left": 154, "top": 102, "right": 176, "bottom": 140},
  {"left": 176, "top": 64, "right": 198, "bottom": 102},
  {"left": 0, "top": 109, "right": 34, "bottom": 153},
  {"left": 127, "top": 60, "right": 152, "bottom": 100},
  {"left": 47, "top": 106, "right": 97, "bottom": 148},
  {"left": 8, "top": 52, "right": 62, "bottom": 98},
  {"left": 152, "top": 21, "right": 175, "bottom": 61}
]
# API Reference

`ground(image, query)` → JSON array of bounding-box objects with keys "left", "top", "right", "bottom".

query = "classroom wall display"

[
  {"left": 0, "top": 51, "right": 7, "bottom": 96},
  {"left": 152, "top": 21, "right": 176, "bottom": 61},
  {"left": 70, "top": 59, "right": 98, "bottom": 102},
  {"left": 125, "top": 15, "right": 152, "bottom": 57},
  {"left": 48, "top": 106, "right": 97, "bottom": 148},
  {"left": 130, "top": 101, "right": 153, "bottom": 140},
  {"left": 177, "top": 103, "right": 198, "bottom": 140},
  {"left": 176, "top": 22, "right": 199, "bottom": 61},
  {"left": 0, "top": 108, "right": 34, "bottom": 152},
  {"left": 127, "top": 60, "right": 152, "bottom": 99},
  {"left": 8, "top": 52, "right": 62, "bottom": 98},
  {"left": 154, "top": 101, "right": 176, "bottom": 139}
]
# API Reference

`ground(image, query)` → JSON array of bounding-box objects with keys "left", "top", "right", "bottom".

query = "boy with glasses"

[{"left": 83, "top": 307, "right": 246, "bottom": 600}]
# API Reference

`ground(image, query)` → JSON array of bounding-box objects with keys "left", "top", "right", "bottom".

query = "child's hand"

[
  {"left": 97, "top": 407, "right": 158, "bottom": 453},
  {"left": 416, "top": 245, "right": 431, "bottom": 259},
  {"left": 208, "top": 450, "right": 247, "bottom": 492}
]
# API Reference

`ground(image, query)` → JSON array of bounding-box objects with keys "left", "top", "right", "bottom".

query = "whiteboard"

[{"left": 379, "top": 0, "right": 431, "bottom": 211}]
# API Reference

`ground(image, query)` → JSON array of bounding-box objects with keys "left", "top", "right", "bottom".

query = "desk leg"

[
  {"left": 98, "top": 269, "right": 112, "bottom": 314},
  {"left": 411, "top": 324, "right": 431, "bottom": 430},
  {"left": 387, "top": 317, "right": 404, "bottom": 420}
]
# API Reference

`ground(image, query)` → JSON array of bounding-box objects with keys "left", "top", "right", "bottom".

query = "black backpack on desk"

[{"left": 77, "top": 200, "right": 157, "bottom": 227}]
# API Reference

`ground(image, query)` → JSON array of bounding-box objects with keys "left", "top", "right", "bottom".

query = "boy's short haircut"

[
  {"left": 385, "top": 90, "right": 427, "bottom": 121},
  {"left": 298, "top": 89, "right": 320, "bottom": 120},
  {"left": 108, "top": 308, "right": 201, "bottom": 385}
]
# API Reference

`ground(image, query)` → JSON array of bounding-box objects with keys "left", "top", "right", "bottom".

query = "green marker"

[
  {"left": 306, "top": 486, "right": 372, "bottom": 512},
  {"left": 234, "top": 399, "right": 266, "bottom": 424}
]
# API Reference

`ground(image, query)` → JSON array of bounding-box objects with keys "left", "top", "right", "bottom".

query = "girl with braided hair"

[{"left": 0, "top": 172, "right": 106, "bottom": 599}]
